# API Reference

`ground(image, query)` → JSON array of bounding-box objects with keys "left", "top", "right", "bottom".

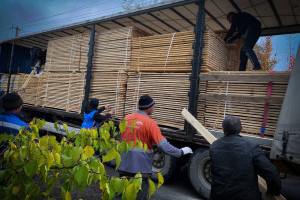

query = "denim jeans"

[{"left": 239, "top": 26, "right": 262, "bottom": 71}]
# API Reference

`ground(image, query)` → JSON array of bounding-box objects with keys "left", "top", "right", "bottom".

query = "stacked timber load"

[
  {"left": 45, "top": 31, "right": 90, "bottom": 72},
  {"left": 18, "top": 73, "right": 45, "bottom": 105},
  {"left": 202, "top": 28, "right": 230, "bottom": 71},
  {"left": 41, "top": 31, "right": 89, "bottom": 112},
  {"left": 0, "top": 74, "right": 20, "bottom": 92},
  {"left": 89, "top": 27, "right": 149, "bottom": 118},
  {"left": 130, "top": 31, "right": 194, "bottom": 72},
  {"left": 39, "top": 72, "right": 85, "bottom": 113},
  {"left": 125, "top": 72, "right": 190, "bottom": 129},
  {"left": 89, "top": 71, "right": 127, "bottom": 119},
  {"left": 197, "top": 71, "right": 290, "bottom": 137},
  {"left": 92, "top": 27, "right": 150, "bottom": 72}
]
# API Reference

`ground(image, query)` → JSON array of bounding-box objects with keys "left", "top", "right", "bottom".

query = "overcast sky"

[{"left": 0, "top": 0, "right": 299, "bottom": 71}]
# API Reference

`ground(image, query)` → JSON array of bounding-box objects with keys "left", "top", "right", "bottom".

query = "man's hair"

[
  {"left": 2, "top": 93, "right": 23, "bottom": 112},
  {"left": 227, "top": 12, "right": 236, "bottom": 19},
  {"left": 222, "top": 115, "right": 242, "bottom": 135}
]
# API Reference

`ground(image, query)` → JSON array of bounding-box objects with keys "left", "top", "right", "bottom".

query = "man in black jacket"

[
  {"left": 224, "top": 12, "right": 262, "bottom": 71},
  {"left": 209, "top": 115, "right": 281, "bottom": 200}
]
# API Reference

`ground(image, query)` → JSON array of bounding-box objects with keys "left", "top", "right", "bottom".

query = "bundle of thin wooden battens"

[
  {"left": 125, "top": 72, "right": 190, "bottom": 129},
  {"left": 18, "top": 73, "right": 45, "bottom": 105},
  {"left": 197, "top": 71, "right": 290, "bottom": 137},
  {"left": 89, "top": 71, "right": 127, "bottom": 119},
  {"left": 44, "top": 31, "right": 90, "bottom": 72},
  {"left": 91, "top": 27, "right": 150, "bottom": 72},
  {"left": 0, "top": 74, "right": 20, "bottom": 92},
  {"left": 39, "top": 72, "right": 85, "bottom": 113}
]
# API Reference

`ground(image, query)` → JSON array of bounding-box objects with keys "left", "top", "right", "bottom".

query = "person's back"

[
  {"left": 234, "top": 12, "right": 261, "bottom": 34},
  {"left": 0, "top": 93, "right": 27, "bottom": 136},
  {"left": 209, "top": 116, "right": 281, "bottom": 200}
]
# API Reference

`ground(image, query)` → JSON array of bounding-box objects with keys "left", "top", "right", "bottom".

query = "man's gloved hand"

[{"left": 181, "top": 147, "right": 193, "bottom": 155}]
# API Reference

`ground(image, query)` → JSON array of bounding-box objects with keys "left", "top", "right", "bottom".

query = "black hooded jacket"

[{"left": 209, "top": 134, "right": 281, "bottom": 200}]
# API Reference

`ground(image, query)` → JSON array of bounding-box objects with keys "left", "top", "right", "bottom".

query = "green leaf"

[
  {"left": 65, "top": 191, "right": 71, "bottom": 200},
  {"left": 129, "top": 141, "right": 134, "bottom": 151},
  {"left": 102, "top": 147, "right": 117, "bottom": 163},
  {"left": 75, "top": 136, "right": 82, "bottom": 147},
  {"left": 125, "top": 183, "right": 137, "bottom": 200},
  {"left": 118, "top": 140, "right": 128, "bottom": 156},
  {"left": 39, "top": 136, "right": 49, "bottom": 150},
  {"left": 49, "top": 136, "right": 56, "bottom": 147},
  {"left": 100, "top": 175, "right": 108, "bottom": 190},
  {"left": 0, "top": 170, "right": 6, "bottom": 182},
  {"left": 133, "top": 173, "right": 142, "bottom": 191},
  {"left": 32, "top": 125, "right": 39, "bottom": 134},
  {"left": 89, "top": 159, "right": 99, "bottom": 172},
  {"left": 82, "top": 145, "right": 94, "bottom": 159},
  {"left": 12, "top": 186, "right": 20, "bottom": 195},
  {"left": 110, "top": 177, "right": 124, "bottom": 195},
  {"left": 36, "top": 119, "right": 44, "bottom": 129},
  {"left": 54, "top": 122, "right": 58, "bottom": 131},
  {"left": 115, "top": 152, "right": 121, "bottom": 170},
  {"left": 61, "top": 155, "right": 76, "bottom": 167},
  {"left": 130, "top": 120, "right": 136, "bottom": 132},
  {"left": 74, "top": 165, "right": 89, "bottom": 187},
  {"left": 46, "top": 152, "right": 54, "bottom": 169},
  {"left": 105, "top": 182, "right": 115, "bottom": 200},
  {"left": 99, "top": 162, "right": 106, "bottom": 175},
  {"left": 157, "top": 172, "right": 164, "bottom": 189},
  {"left": 24, "top": 160, "right": 38, "bottom": 178},
  {"left": 103, "top": 130, "right": 110, "bottom": 141},
  {"left": 136, "top": 140, "right": 143, "bottom": 149},
  {"left": 148, "top": 179, "right": 156, "bottom": 199},
  {"left": 144, "top": 143, "right": 148, "bottom": 153},
  {"left": 63, "top": 124, "right": 68, "bottom": 133}
]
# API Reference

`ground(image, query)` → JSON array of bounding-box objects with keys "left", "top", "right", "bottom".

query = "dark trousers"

[
  {"left": 117, "top": 171, "right": 150, "bottom": 200},
  {"left": 239, "top": 26, "right": 262, "bottom": 71}
]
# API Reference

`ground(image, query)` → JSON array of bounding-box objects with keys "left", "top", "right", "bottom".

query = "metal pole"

[
  {"left": 185, "top": 0, "right": 206, "bottom": 140},
  {"left": 81, "top": 24, "right": 95, "bottom": 113},
  {"left": 7, "top": 27, "right": 19, "bottom": 93}
]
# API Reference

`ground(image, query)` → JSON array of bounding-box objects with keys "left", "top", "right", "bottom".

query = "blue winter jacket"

[
  {"left": 81, "top": 110, "right": 98, "bottom": 129},
  {"left": 0, "top": 111, "right": 28, "bottom": 136}
]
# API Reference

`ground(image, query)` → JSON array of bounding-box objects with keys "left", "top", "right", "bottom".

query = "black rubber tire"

[
  {"left": 188, "top": 148, "right": 211, "bottom": 199},
  {"left": 151, "top": 153, "right": 178, "bottom": 182}
]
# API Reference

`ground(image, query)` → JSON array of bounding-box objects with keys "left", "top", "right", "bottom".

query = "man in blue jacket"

[
  {"left": 81, "top": 98, "right": 114, "bottom": 129},
  {"left": 0, "top": 93, "right": 27, "bottom": 135},
  {"left": 224, "top": 12, "right": 262, "bottom": 71}
]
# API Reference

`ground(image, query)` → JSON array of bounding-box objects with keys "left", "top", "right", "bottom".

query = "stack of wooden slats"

[
  {"left": 40, "top": 32, "right": 90, "bottom": 113},
  {"left": 39, "top": 72, "right": 85, "bottom": 112},
  {"left": 0, "top": 74, "right": 20, "bottom": 92},
  {"left": 92, "top": 27, "right": 150, "bottom": 72},
  {"left": 202, "top": 28, "right": 230, "bottom": 71},
  {"left": 18, "top": 73, "right": 45, "bottom": 105},
  {"left": 44, "top": 32, "right": 90, "bottom": 72},
  {"left": 197, "top": 71, "right": 290, "bottom": 137},
  {"left": 131, "top": 31, "right": 194, "bottom": 72},
  {"left": 89, "top": 71, "right": 127, "bottom": 119},
  {"left": 125, "top": 72, "right": 190, "bottom": 129}
]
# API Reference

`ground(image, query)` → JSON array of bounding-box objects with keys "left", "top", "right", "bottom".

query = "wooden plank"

[{"left": 181, "top": 108, "right": 286, "bottom": 200}]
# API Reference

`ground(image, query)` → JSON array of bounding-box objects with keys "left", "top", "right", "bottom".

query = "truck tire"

[
  {"left": 151, "top": 148, "right": 177, "bottom": 182},
  {"left": 188, "top": 148, "right": 212, "bottom": 199}
]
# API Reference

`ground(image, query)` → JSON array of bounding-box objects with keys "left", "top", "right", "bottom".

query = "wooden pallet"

[{"left": 0, "top": 74, "right": 20, "bottom": 92}]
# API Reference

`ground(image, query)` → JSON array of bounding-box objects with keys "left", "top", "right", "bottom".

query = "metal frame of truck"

[{"left": 1, "top": 0, "right": 300, "bottom": 199}]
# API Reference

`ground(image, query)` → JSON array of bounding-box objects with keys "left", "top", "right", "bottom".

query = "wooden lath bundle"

[
  {"left": 125, "top": 72, "right": 190, "bottom": 129},
  {"left": 0, "top": 74, "right": 20, "bottom": 92},
  {"left": 131, "top": 31, "right": 194, "bottom": 72},
  {"left": 89, "top": 71, "right": 127, "bottom": 119},
  {"left": 44, "top": 31, "right": 90, "bottom": 72},
  {"left": 18, "top": 73, "right": 45, "bottom": 105},
  {"left": 197, "top": 71, "right": 290, "bottom": 137},
  {"left": 39, "top": 72, "right": 85, "bottom": 113},
  {"left": 92, "top": 27, "right": 150, "bottom": 72}
]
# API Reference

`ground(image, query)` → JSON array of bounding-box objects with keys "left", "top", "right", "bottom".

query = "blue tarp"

[{"left": 0, "top": 43, "right": 31, "bottom": 74}]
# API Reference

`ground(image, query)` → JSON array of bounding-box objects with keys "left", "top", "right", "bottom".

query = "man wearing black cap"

[
  {"left": 209, "top": 115, "right": 281, "bottom": 200},
  {"left": 81, "top": 98, "right": 114, "bottom": 129},
  {"left": 118, "top": 95, "right": 193, "bottom": 199},
  {"left": 224, "top": 12, "right": 262, "bottom": 71}
]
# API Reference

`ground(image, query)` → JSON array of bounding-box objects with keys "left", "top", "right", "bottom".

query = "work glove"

[{"left": 181, "top": 147, "right": 193, "bottom": 156}]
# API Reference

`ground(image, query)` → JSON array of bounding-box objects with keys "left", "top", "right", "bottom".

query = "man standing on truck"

[
  {"left": 81, "top": 98, "right": 114, "bottom": 129},
  {"left": 118, "top": 95, "right": 193, "bottom": 199},
  {"left": 224, "top": 12, "right": 262, "bottom": 71},
  {"left": 209, "top": 115, "right": 281, "bottom": 200}
]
